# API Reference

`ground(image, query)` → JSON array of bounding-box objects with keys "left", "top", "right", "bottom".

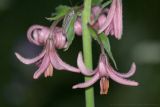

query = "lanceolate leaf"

[
  {"left": 92, "top": 0, "right": 103, "bottom": 5},
  {"left": 88, "top": 27, "right": 117, "bottom": 69},
  {"left": 64, "top": 13, "right": 77, "bottom": 51},
  {"left": 62, "top": 10, "right": 75, "bottom": 34},
  {"left": 88, "top": 27, "right": 100, "bottom": 44},
  {"left": 101, "top": 0, "right": 112, "bottom": 9},
  {"left": 46, "top": 5, "right": 71, "bottom": 21},
  {"left": 99, "top": 33, "right": 117, "bottom": 69}
]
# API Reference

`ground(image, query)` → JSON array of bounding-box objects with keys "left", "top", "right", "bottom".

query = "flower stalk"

[{"left": 82, "top": 0, "right": 95, "bottom": 107}]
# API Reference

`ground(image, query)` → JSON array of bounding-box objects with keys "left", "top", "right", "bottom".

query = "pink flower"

[
  {"left": 73, "top": 52, "right": 139, "bottom": 95},
  {"left": 90, "top": 6, "right": 102, "bottom": 25},
  {"left": 74, "top": 18, "right": 82, "bottom": 36},
  {"left": 98, "top": 0, "right": 123, "bottom": 39},
  {"left": 74, "top": 6, "right": 102, "bottom": 36},
  {"left": 15, "top": 25, "right": 80, "bottom": 79},
  {"left": 74, "top": 1, "right": 123, "bottom": 40}
]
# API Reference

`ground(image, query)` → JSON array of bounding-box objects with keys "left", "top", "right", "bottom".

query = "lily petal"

[
  {"left": 49, "top": 49, "right": 65, "bottom": 70},
  {"left": 15, "top": 50, "right": 46, "bottom": 65},
  {"left": 98, "top": 0, "right": 116, "bottom": 34},
  {"left": 27, "top": 25, "right": 44, "bottom": 45},
  {"left": 77, "top": 52, "right": 96, "bottom": 76},
  {"left": 55, "top": 52, "right": 80, "bottom": 73},
  {"left": 114, "top": 0, "right": 122, "bottom": 39},
  {"left": 98, "top": 61, "right": 108, "bottom": 76},
  {"left": 49, "top": 40, "right": 80, "bottom": 73},
  {"left": 111, "top": 63, "right": 136, "bottom": 78},
  {"left": 106, "top": 65, "right": 139, "bottom": 86},
  {"left": 72, "top": 73, "right": 100, "bottom": 89},
  {"left": 113, "top": 0, "right": 122, "bottom": 39},
  {"left": 33, "top": 55, "right": 50, "bottom": 79}
]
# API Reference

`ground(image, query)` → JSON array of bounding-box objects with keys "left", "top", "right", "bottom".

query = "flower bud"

[{"left": 74, "top": 18, "right": 82, "bottom": 36}]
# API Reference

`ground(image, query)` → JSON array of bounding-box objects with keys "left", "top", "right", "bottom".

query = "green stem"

[{"left": 82, "top": 0, "right": 95, "bottom": 107}]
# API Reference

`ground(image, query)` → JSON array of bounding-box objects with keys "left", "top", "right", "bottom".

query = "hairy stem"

[{"left": 82, "top": 0, "right": 95, "bottom": 107}]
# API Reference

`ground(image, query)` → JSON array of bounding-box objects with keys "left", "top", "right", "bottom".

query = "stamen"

[
  {"left": 100, "top": 77, "right": 109, "bottom": 95},
  {"left": 44, "top": 64, "right": 53, "bottom": 77}
]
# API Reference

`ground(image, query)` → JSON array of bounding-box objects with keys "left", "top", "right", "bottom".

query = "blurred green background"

[{"left": 0, "top": 0, "right": 160, "bottom": 107}]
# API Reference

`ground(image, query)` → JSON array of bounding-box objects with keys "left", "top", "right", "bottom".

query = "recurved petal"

[
  {"left": 27, "top": 25, "right": 50, "bottom": 45},
  {"left": 49, "top": 41, "right": 80, "bottom": 73},
  {"left": 72, "top": 73, "right": 100, "bottom": 89},
  {"left": 55, "top": 52, "right": 80, "bottom": 73},
  {"left": 77, "top": 52, "right": 96, "bottom": 76},
  {"left": 111, "top": 63, "right": 136, "bottom": 78},
  {"left": 98, "top": 0, "right": 116, "bottom": 34},
  {"left": 49, "top": 49, "right": 65, "bottom": 70},
  {"left": 33, "top": 55, "right": 50, "bottom": 79},
  {"left": 54, "top": 30, "right": 66, "bottom": 49},
  {"left": 106, "top": 66, "right": 139, "bottom": 86},
  {"left": 27, "top": 25, "right": 44, "bottom": 45},
  {"left": 48, "top": 40, "right": 66, "bottom": 70},
  {"left": 15, "top": 50, "right": 46, "bottom": 65}
]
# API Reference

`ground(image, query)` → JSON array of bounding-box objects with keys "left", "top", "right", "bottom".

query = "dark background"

[{"left": 0, "top": 0, "right": 160, "bottom": 107}]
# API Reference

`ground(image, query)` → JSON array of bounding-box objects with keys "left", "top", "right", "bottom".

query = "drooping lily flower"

[
  {"left": 15, "top": 25, "right": 80, "bottom": 79},
  {"left": 73, "top": 52, "right": 139, "bottom": 95},
  {"left": 98, "top": 0, "right": 123, "bottom": 39},
  {"left": 74, "top": 1, "right": 122, "bottom": 39}
]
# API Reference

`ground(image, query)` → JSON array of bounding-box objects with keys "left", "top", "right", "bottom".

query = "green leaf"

[
  {"left": 99, "top": 33, "right": 117, "bottom": 69},
  {"left": 88, "top": 27, "right": 117, "bottom": 69},
  {"left": 88, "top": 27, "right": 100, "bottom": 44},
  {"left": 62, "top": 10, "right": 75, "bottom": 34},
  {"left": 101, "top": 0, "right": 112, "bottom": 9},
  {"left": 92, "top": 0, "right": 103, "bottom": 5},
  {"left": 64, "top": 13, "right": 77, "bottom": 51},
  {"left": 46, "top": 5, "right": 71, "bottom": 21}
]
